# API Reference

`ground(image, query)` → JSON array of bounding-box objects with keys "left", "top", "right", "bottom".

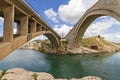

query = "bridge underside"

[
  {"left": 0, "top": 0, "right": 61, "bottom": 60},
  {"left": 0, "top": 31, "right": 60, "bottom": 60}
]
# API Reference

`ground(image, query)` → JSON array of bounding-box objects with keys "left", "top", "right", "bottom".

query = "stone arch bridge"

[
  {"left": 66, "top": 0, "right": 120, "bottom": 46},
  {"left": 0, "top": 0, "right": 61, "bottom": 60}
]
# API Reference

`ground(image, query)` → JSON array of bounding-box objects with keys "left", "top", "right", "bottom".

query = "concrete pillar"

[
  {"left": 17, "top": 22, "right": 21, "bottom": 34},
  {"left": 20, "top": 16, "right": 28, "bottom": 36},
  {"left": 37, "top": 25, "right": 42, "bottom": 32},
  {"left": 30, "top": 22, "right": 36, "bottom": 33},
  {"left": 3, "top": 5, "right": 14, "bottom": 42}
]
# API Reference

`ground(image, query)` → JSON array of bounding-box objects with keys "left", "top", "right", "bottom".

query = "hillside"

[
  {"left": 20, "top": 36, "right": 120, "bottom": 54},
  {"left": 81, "top": 36, "right": 120, "bottom": 53}
]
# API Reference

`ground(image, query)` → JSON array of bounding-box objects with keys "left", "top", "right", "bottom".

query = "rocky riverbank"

[
  {"left": 0, "top": 68, "right": 102, "bottom": 80},
  {"left": 38, "top": 37, "right": 120, "bottom": 54},
  {"left": 20, "top": 36, "right": 120, "bottom": 54}
]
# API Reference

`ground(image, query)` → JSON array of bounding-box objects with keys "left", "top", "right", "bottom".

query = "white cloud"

[
  {"left": 32, "top": 35, "right": 48, "bottom": 41},
  {"left": 0, "top": 17, "right": 4, "bottom": 24},
  {"left": 103, "top": 32, "right": 120, "bottom": 43},
  {"left": 53, "top": 24, "right": 73, "bottom": 38},
  {"left": 58, "top": 0, "right": 98, "bottom": 24},
  {"left": 13, "top": 28, "right": 17, "bottom": 34},
  {"left": 84, "top": 16, "right": 120, "bottom": 37},
  {"left": 84, "top": 16, "right": 120, "bottom": 42},
  {"left": 44, "top": 8, "right": 58, "bottom": 23},
  {"left": 0, "top": 17, "right": 4, "bottom": 37}
]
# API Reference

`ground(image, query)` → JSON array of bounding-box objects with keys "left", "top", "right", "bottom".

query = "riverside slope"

[
  {"left": 62, "top": 37, "right": 120, "bottom": 54},
  {"left": 20, "top": 36, "right": 120, "bottom": 54}
]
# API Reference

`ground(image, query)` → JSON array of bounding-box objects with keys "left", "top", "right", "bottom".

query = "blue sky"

[
  {"left": 0, "top": 0, "right": 120, "bottom": 42},
  {"left": 24, "top": 0, "right": 69, "bottom": 27}
]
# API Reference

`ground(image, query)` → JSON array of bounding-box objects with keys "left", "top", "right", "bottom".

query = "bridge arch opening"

[
  {"left": 75, "top": 10, "right": 120, "bottom": 44},
  {"left": 27, "top": 32, "right": 60, "bottom": 49}
]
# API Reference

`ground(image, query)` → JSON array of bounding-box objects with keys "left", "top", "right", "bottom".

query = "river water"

[{"left": 0, "top": 49, "right": 120, "bottom": 80}]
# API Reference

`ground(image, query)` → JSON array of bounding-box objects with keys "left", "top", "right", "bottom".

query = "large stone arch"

[
  {"left": 44, "top": 33, "right": 59, "bottom": 48},
  {"left": 66, "top": 0, "right": 120, "bottom": 45},
  {"left": 27, "top": 31, "right": 60, "bottom": 49}
]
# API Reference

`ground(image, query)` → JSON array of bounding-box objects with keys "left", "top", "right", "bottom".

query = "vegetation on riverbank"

[
  {"left": 20, "top": 35, "right": 120, "bottom": 54},
  {"left": 39, "top": 35, "right": 120, "bottom": 54},
  {"left": 81, "top": 36, "right": 120, "bottom": 53}
]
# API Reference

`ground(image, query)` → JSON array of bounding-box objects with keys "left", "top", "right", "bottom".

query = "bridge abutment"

[{"left": 3, "top": 5, "right": 14, "bottom": 42}]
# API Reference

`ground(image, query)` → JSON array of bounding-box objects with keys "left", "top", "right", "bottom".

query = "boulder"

[{"left": 36, "top": 72, "right": 54, "bottom": 80}]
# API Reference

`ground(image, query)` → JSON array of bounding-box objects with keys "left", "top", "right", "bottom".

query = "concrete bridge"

[
  {"left": 66, "top": 0, "right": 120, "bottom": 46},
  {"left": 0, "top": 0, "right": 61, "bottom": 60}
]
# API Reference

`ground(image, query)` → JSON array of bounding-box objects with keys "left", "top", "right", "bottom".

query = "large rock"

[
  {"left": 53, "top": 79, "right": 68, "bottom": 80},
  {"left": 2, "top": 68, "right": 34, "bottom": 80},
  {"left": 70, "top": 76, "right": 102, "bottom": 80},
  {"left": 0, "top": 68, "right": 102, "bottom": 80},
  {"left": 2, "top": 74, "right": 34, "bottom": 80},
  {"left": 6, "top": 68, "right": 28, "bottom": 74},
  {"left": 36, "top": 72, "right": 54, "bottom": 80}
]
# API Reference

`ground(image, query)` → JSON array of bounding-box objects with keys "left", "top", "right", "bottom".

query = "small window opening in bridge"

[
  {"left": 28, "top": 24, "right": 31, "bottom": 33},
  {"left": 82, "top": 16, "right": 120, "bottom": 51},
  {"left": 0, "top": 17, "right": 4, "bottom": 42},
  {"left": 13, "top": 22, "right": 19, "bottom": 38}
]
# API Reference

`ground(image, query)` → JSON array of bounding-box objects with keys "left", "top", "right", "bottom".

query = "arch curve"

[
  {"left": 44, "top": 32, "right": 60, "bottom": 48},
  {"left": 27, "top": 31, "right": 60, "bottom": 49},
  {"left": 75, "top": 9, "right": 120, "bottom": 42},
  {"left": 66, "top": 0, "right": 120, "bottom": 45}
]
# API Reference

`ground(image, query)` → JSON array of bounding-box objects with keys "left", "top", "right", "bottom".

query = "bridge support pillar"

[
  {"left": 3, "top": 5, "right": 14, "bottom": 42},
  {"left": 20, "top": 16, "right": 28, "bottom": 36},
  {"left": 30, "top": 22, "right": 36, "bottom": 33},
  {"left": 37, "top": 25, "right": 42, "bottom": 32}
]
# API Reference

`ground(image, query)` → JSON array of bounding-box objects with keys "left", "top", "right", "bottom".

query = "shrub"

[{"left": 38, "top": 48, "right": 45, "bottom": 52}]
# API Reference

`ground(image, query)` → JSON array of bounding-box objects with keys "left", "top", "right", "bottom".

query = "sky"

[{"left": 0, "top": 0, "right": 120, "bottom": 42}]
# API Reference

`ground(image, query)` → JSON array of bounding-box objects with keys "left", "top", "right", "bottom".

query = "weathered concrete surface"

[
  {"left": 66, "top": 0, "right": 120, "bottom": 45},
  {"left": 0, "top": 68, "right": 102, "bottom": 80},
  {"left": 30, "top": 22, "right": 37, "bottom": 33},
  {"left": 20, "top": 16, "right": 29, "bottom": 36},
  {"left": 0, "top": 0, "right": 61, "bottom": 60},
  {"left": 0, "top": 42, "right": 12, "bottom": 59},
  {"left": 3, "top": 5, "right": 14, "bottom": 42},
  {"left": 13, "top": 36, "right": 27, "bottom": 49}
]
